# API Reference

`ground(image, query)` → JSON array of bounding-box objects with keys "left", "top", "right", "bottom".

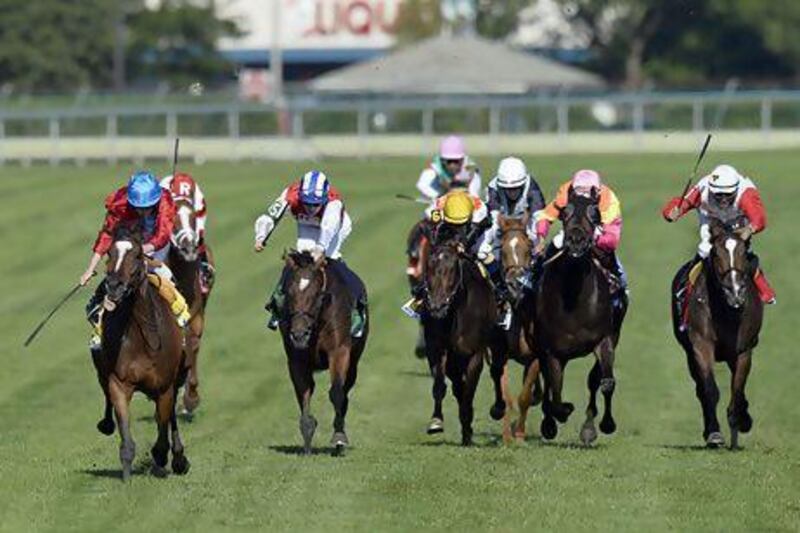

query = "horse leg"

[
  {"left": 170, "top": 387, "right": 191, "bottom": 475},
  {"left": 426, "top": 346, "right": 447, "bottom": 435},
  {"left": 108, "top": 378, "right": 135, "bottom": 482},
  {"left": 452, "top": 353, "right": 483, "bottom": 446},
  {"left": 488, "top": 348, "right": 508, "bottom": 422},
  {"left": 539, "top": 353, "right": 558, "bottom": 440},
  {"left": 97, "top": 394, "right": 116, "bottom": 436},
  {"left": 515, "top": 360, "right": 538, "bottom": 441},
  {"left": 150, "top": 387, "right": 174, "bottom": 478},
  {"left": 182, "top": 317, "right": 203, "bottom": 415},
  {"left": 580, "top": 362, "right": 601, "bottom": 445},
  {"left": 328, "top": 347, "right": 352, "bottom": 456},
  {"left": 595, "top": 337, "right": 617, "bottom": 435},
  {"left": 687, "top": 341, "right": 723, "bottom": 447},
  {"left": 727, "top": 352, "right": 753, "bottom": 450},
  {"left": 288, "top": 356, "right": 316, "bottom": 455},
  {"left": 546, "top": 356, "right": 573, "bottom": 424}
]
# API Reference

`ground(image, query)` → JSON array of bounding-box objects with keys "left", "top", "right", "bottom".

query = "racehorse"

[
  {"left": 489, "top": 215, "right": 543, "bottom": 442},
  {"left": 278, "top": 250, "right": 369, "bottom": 455},
  {"left": 92, "top": 226, "right": 189, "bottom": 480},
  {"left": 406, "top": 219, "right": 432, "bottom": 358},
  {"left": 167, "top": 196, "right": 208, "bottom": 417},
  {"left": 533, "top": 187, "right": 627, "bottom": 444},
  {"left": 422, "top": 235, "right": 496, "bottom": 446},
  {"left": 671, "top": 215, "right": 763, "bottom": 448}
]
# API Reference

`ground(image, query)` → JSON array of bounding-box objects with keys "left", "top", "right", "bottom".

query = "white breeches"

[{"left": 296, "top": 215, "right": 352, "bottom": 259}]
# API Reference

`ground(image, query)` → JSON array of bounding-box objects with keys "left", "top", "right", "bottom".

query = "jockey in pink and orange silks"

[{"left": 535, "top": 169, "right": 628, "bottom": 294}]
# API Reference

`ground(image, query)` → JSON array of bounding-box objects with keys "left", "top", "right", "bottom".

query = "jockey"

[
  {"left": 160, "top": 172, "right": 215, "bottom": 293},
  {"left": 416, "top": 135, "right": 482, "bottom": 201},
  {"left": 477, "top": 157, "right": 546, "bottom": 328},
  {"left": 662, "top": 164, "right": 775, "bottom": 304},
  {"left": 536, "top": 169, "right": 628, "bottom": 296},
  {"left": 401, "top": 190, "right": 493, "bottom": 318},
  {"left": 253, "top": 170, "right": 366, "bottom": 336},
  {"left": 80, "top": 171, "right": 191, "bottom": 352}
]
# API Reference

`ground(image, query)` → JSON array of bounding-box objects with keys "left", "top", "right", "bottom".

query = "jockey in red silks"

[
  {"left": 80, "top": 171, "right": 190, "bottom": 353},
  {"left": 160, "top": 172, "right": 215, "bottom": 293},
  {"left": 662, "top": 164, "right": 775, "bottom": 304},
  {"left": 535, "top": 169, "right": 628, "bottom": 296}
]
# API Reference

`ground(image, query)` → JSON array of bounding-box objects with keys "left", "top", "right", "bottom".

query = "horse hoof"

[
  {"left": 541, "top": 417, "right": 557, "bottom": 440},
  {"left": 172, "top": 455, "right": 191, "bottom": 475},
  {"left": 553, "top": 403, "right": 574, "bottom": 423},
  {"left": 150, "top": 463, "right": 169, "bottom": 479},
  {"left": 331, "top": 431, "right": 349, "bottom": 450},
  {"left": 706, "top": 432, "right": 725, "bottom": 448},
  {"left": 121, "top": 466, "right": 132, "bottom": 483},
  {"left": 489, "top": 402, "right": 506, "bottom": 421},
  {"left": 427, "top": 418, "right": 444, "bottom": 434},
  {"left": 183, "top": 391, "right": 200, "bottom": 414},
  {"left": 599, "top": 415, "right": 617, "bottom": 435},
  {"left": 600, "top": 378, "right": 616, "bottom": 394},
  {"left": 300, "top": 415, "right": 318, "bottom": 454},
  {"left": 580, "top": 423, "right": 598, "bottom": 445},
  {"left": 96, "top": 418, "right": 115, "bottom": 436},
  {"left": 461, "top": 434, "right": 473, "bottom": 446}
]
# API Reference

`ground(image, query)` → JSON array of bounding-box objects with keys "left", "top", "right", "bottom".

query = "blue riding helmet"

[
  {"left": 127, "top": 171, "right": 162, "bottom": 208},
  {"left": 299, "top": 170, "right": 330, "bottom": 205}
]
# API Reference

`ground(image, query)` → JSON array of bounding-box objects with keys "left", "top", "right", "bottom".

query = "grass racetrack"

[{"left": 1, "top": 151, "right": 798, "bottom": 531}]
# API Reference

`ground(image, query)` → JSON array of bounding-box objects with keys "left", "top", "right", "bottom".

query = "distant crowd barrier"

[{"left": 2, "top": 90, "right": 800, "bottom": 164}]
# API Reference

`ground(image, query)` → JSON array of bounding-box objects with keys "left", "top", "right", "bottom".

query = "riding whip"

[
  {"left": 171, "top": 137, "right": 180, "bottom": 177},
  {"left": 395, "top": 193, "right": 429, "bottom": 205},
  {"left": 23, "top": 283, "right": 84, "bottom": 347},
  {"left": 678, "top": 133, "right": 712, "bottom": 212}
]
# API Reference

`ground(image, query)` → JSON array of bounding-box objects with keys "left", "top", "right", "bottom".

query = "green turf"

[{"left": 1, "top": 152, "right": 798, "bottom": 532}]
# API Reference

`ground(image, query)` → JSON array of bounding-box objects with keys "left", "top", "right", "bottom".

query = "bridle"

[
  {"left": 287, "top": 266, "right": 329, "bottom": 333},
  {"left": 425, "top": 242, "right": 465, "bottom": 318}
]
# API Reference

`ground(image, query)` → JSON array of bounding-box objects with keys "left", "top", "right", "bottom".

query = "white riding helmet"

[
  {"left": 707, "top": 164, "right": 742, "bottom": 194},
  {"left": 496, "top": 157, "right": 529, "bottom": 189}
]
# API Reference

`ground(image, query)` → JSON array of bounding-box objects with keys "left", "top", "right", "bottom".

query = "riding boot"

[
  {"left": 487, "top": 261, "right": 512, "bottom": 330},
  {"left": 753, "top": 268, "right": 776, "bottom": 304},
  {"left": 265, "top": 269, "right": 289, "bottom": 330},
  {"left": 350, "top": 298, "right": 368, "bottom": 338},
  {"left": 401, "top": 281, "right": 426, "bottom": 319},
  {"left": 85, "top": 282, "right": 106, "bottom": 353},
  {"left": 199, "top": 247, "right": 216, "bottom": 294}
]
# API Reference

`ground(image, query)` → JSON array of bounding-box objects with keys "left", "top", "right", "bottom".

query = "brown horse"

[
  {"left": 406, "top": 219, "right": 432, "bottom": 358},
  {"left": 92, "top": 226, "right": 189, "bottom": 480},
  {"left": 489, "top": 215, "right": 543, "bottom": 442},
  {"left": 167, "top": 197, "right": 208, "bottom": 417},
  {"left": 671, "top": 216, "right": 763, "bottom": 449},
  {"left": 277, "top": 250, "right": 369, "bottom": 455},
  {"left": 533, "top": 187, "right": 628, "bottom": 444},
  {"left": 422, "top": 236, "right": 496, "bottom": 445}
]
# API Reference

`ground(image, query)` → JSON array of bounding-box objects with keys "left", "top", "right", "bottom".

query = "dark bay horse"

[
  {"left": 167, "top": 197, "right": 208, "bottom": 417},
  {"left": 277, "top": 250, "right": 369, "bottom": 455},
  {"left": 422, "top": 236, "right": 496, "bottom": 445},
  {"left": 93, "top": 227, "right": 189, "bottom": 480},
  {"left": 407, "top": 219, "right": 432, "bottom": 358},
  {"left": 671, "top": 217, "right": 763, "bottom": 449},
  {"left": 489, "top": 215, "right": 543, "bottom": 442},
  {"left": 533, "top": 187, "right": 627, "bottom": 444}
]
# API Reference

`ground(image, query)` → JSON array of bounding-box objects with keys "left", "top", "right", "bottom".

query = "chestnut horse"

[
  {"left": 489, "top": 215, "right": 543, "bottom": 442},
  {"left": 671, "top": 216, "right": 763, "bottom": 448},
  {"left": 167, "top": 197, "right": 208, "bottom": 416},
  {"left": 533, "top": 187, "right": 627, "bottom": 444},
  {"left": 422, "top": 236, "right": 496, "bottom": 445},
  {"left": 277, "top": 250, "right": 369, "bottom": 455},
  {"left": 92, "top": 227, "right": 189, "bottom": 480}
]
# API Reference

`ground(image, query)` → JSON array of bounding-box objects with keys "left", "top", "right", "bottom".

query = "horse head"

[
  {"left": 498, "top": 214, "right": 533, "bottom": 304},
  {"left": 171, "top": 198, "right": 200, "bottom": 262},
  {"left": 104, "top": 226, "right": 146, "bottom": 311},
  {"left": 425, "top": 240, "right": 465, "bottom": 319},
  {"left": 284, "top": 249, "right": 328, "bottom": 350},
  {"left": 708, "top": 216, "right": 752, "bottom": 310},
  {"left": 562, "top": 186, "right": 601, "bottom": 258}
]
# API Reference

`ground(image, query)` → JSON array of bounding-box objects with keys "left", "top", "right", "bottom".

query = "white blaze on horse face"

[
  {"left": 509, "top": 235, "right": 520, "bottom": 265},
  {"left": 299, "top": 277, "right": 310, "bottom": 292},
  {"left": 725, "top": 238, "right": 741, "bottom": 295},
  {"left": 177, "top": 206, "right": 195, "bottom": 243},
  {"left": 114, "top": 241, "right": 134, "bottom": 272}
]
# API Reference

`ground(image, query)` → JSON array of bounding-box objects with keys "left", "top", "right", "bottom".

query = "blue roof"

[{"left": 221, "top": 48, "right": 386, "bottom": 66}]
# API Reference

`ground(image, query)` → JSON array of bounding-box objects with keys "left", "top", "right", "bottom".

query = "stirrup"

[
  {"left": 497, "top": 306, "right": 512, "bottom": 331},
  {"left": 401, "top": 298, "right": 421, "bottom": 319},
  {"left": 267, "top": 316, "right": 279, "bottom": 330},
  {"left": 89, "top": 334, "right": 102, "bottom": 351}
]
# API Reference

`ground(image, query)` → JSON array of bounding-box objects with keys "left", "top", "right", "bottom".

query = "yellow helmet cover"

[{"left": 442, "top": 191, "right": 474, "bottom": 225}]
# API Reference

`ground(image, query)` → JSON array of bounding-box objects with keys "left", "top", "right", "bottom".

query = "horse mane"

[
  {"left": 113, "top": 224, "right": 143, "bottom": 245},
  {"left": 286, "top": 249, "right": 318, "bottom": 269}
]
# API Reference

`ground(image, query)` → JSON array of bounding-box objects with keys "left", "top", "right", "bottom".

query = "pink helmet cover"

[
  {"left": 571, "top": 169, "right": 601, "bottom": 192},
  {"left": 440, "top": 136, "right": 466, "bottom": 160}
]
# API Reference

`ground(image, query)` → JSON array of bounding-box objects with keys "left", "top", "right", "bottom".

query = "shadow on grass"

[
  {"left": 398, "top": 369, "right": 430, "bottom": 378},
  {"left": 650, "top": 443, "right": 718, "bottom": 452},
  {"left": 268, "top": 444, "right": 340, "bottom": 456},
  {"left": 79, "top": 460, "right": 151, "bottom": 480}
]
